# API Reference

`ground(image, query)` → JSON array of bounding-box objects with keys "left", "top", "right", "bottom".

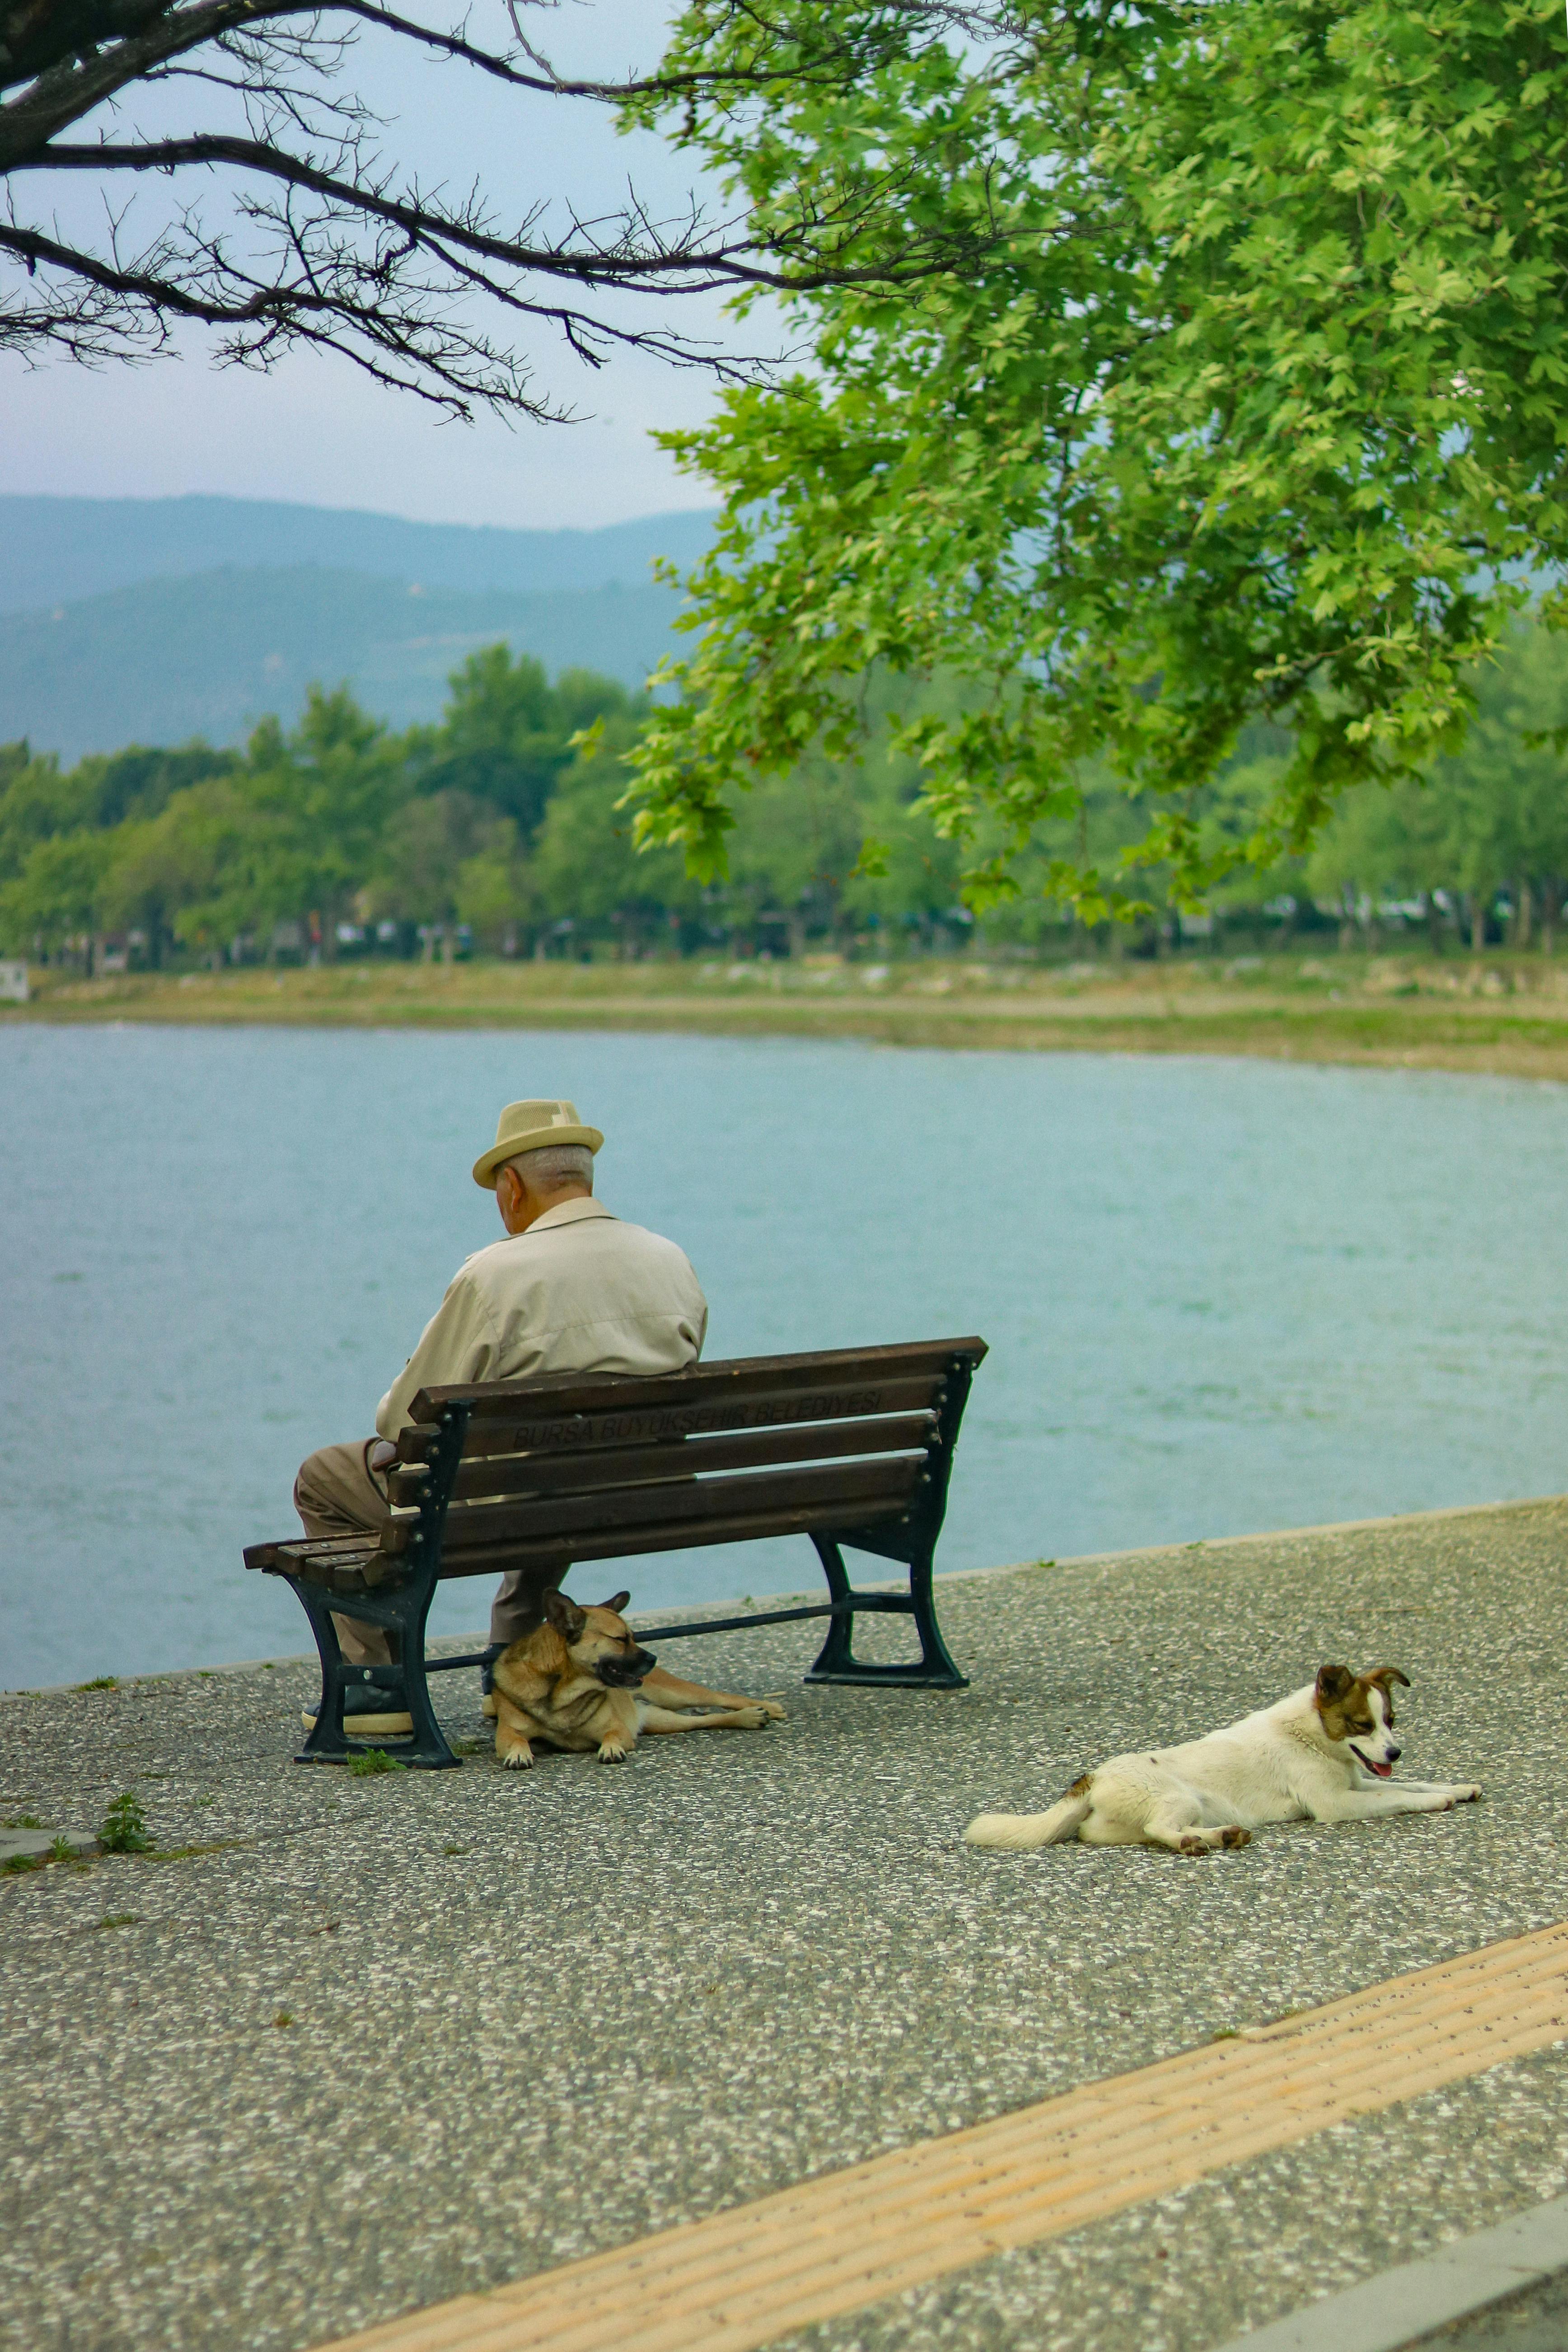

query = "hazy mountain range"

[{"left": 0, "top": 496, "right": 716, "bottom": 761}]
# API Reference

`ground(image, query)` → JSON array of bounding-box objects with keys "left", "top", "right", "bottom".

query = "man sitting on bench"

[{"left": 293, "top": 1096, "right": 707, "bottom": 1737}]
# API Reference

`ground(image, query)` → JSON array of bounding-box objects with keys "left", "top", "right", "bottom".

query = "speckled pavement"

[{"left": 4, "top": 1499, "right": 1568, "bottom": 2352}]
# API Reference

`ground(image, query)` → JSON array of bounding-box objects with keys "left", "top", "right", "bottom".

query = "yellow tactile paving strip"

[{"left": 318, "top": 1920, "right": 1568, "bottom": 2352}]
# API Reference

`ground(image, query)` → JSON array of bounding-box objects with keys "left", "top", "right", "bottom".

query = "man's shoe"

[{"left": 301, "top": 1682, "right": 414, "bottom": 1737}]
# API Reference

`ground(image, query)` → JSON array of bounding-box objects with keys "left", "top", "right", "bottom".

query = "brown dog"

[{"left": 491, "top": 1590, "right": 786, "bottom": 1768}]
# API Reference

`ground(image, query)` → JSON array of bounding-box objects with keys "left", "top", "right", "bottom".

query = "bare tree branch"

[{"left": 1, "top": 0, "right": 1020, "bottom": 419}]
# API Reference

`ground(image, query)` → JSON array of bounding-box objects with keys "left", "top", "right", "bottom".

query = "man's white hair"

[{"left": 504, "top": 1141, "right": 594, "bottom": 1190}]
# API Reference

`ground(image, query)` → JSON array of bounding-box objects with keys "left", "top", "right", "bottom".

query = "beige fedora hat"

[{"left": 473, "top": 1098, "right": 604, "bottom": 1189}]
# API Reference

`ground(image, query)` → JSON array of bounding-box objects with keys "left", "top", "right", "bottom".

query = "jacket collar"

[{"left": 526, "top": 1195, "right": 616, "bottom": 1234}]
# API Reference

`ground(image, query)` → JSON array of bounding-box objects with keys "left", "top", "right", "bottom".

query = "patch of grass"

[
  {"left": 441, "top": 1843, "right": 468, "bottom": 1856},
  {"left": 94, "top": 1914, "right": 140, "bottom": 1930},
  {"left": 1, "top": 1814, "right": 45, "bottom": 1830},
  {"left": 271, "top": 2010, "right": 295, "bottom": 2029},
  {"left": 75, "top": 1675, "right": 119, "bottom": 1693},
  {"left": 348, "top": 1748, "right": 407, "bottom": 1776},
  {"left": 1211, "top": 2027, "right": 1241, "bottom": 2041},
  {"left": 98, "top": 1791, "right": 152, "bottom": 1853},
  {"left": 1, "top": 1854, "right": 46, "bottom": 1876}
]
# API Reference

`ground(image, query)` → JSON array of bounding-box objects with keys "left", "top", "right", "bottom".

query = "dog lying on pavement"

[
  {"left": 964, "top": 1663, "right": 1481, "bottom": 1856},
  {"left": 491, "top": 1589, "right": 785, "bottom": 1768}
]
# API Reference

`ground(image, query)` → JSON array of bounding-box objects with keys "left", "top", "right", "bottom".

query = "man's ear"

[
  {"left": 1315, "top": 1663, "right": 1355, "bottom": 1708},
  {"left": 544, "top": 1588, "right": 586, "bottom": 1643},
  {"left": 601, "top": 1590, "right": 632, "bottom": 1616}
]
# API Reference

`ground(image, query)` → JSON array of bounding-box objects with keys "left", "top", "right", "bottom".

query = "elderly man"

[{"left": 294, "top": 1097, "right": 707, "bottom": 1736}]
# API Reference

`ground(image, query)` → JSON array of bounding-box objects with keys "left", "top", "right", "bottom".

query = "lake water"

[{"left": 3, "top": 1024, "right": 1566, "bottom": 1689}]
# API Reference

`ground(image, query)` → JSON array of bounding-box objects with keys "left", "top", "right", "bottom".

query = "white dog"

[{"left": 964, "top": 1664, "right": 1481, "bottom": 1857}]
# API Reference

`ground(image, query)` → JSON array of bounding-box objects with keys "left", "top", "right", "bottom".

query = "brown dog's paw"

[
  {"left": 757, "top": 1700, "right": 787, "bottom": 1720},
  {"left": 596, "top": 1740, "right": 631, "bottom": 1763},
  {"left": 1220, "top": 1826, "right": 1251, "bottom": 1849},
  {"left": 499, "top": 1745, "right": 534, "bottom": 1770},
  {"left": 734, "top": 1705, "right": 775, "bottom": 1729}
]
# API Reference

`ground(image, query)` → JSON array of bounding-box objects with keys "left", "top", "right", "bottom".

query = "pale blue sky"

[{"left": 1, "top": 1, "right": 753, "bottom": 528}]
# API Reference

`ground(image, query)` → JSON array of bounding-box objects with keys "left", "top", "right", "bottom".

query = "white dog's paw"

[
  {"left": 499, "top": 1746, "right": 534, "bottom": 1770},
  {"left": 1450, "top": 1784, "right": 1482, "bottom": 1804},
  {"left": 597, "top": 1740, "right": 631, "bottom": 1763}
]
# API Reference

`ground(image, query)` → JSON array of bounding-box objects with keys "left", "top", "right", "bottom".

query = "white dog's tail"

[{"left": 964, "top": 1776, "right": 1093, "bottom": 1851}]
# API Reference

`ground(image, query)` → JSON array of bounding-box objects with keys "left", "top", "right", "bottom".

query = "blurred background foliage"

[{"left": 4, "top": 620, "right": 1568, "bottom": 969}]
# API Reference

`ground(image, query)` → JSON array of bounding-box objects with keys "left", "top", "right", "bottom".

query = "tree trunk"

[
  {"left": 1471, "top": 889, "right": 1488, "bottom": 958},
  {"left": 1516, "top": 878, "right": 1532, "bottom": 952},
  {"left": 1544, "top": 881, "right": 1559, "bottom": 958},
  {"left": 1422, "top": 892, "right": 1443, "bottom": 955}
]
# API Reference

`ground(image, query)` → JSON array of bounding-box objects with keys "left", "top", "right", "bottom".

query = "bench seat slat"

[
  {"left": 437, "top": 1454, "right": 924, "bottom": 1554},
  {"left": 388, "top": 1410, "right": 939, "bottom": 1507},
  {"left": 243, "top": 1533, "right": 411, "bottom": 1571},
  {"left": 408, "top": 1336, "right": 984, "bottom": 1427},
  {"left": 438, "top": 1374, "right": 949, "bottom": 1462}
]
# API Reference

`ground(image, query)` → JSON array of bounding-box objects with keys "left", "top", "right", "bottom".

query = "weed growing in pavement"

[
  {"left": 98, "top": 1792, "right": 152, "bottom": 1852},
  {"left": 75, "top": 1676, "right": 119, "bottom": 1692},
  {"left": 272, "top": 2011, "right": 295, "bottom": 2029},
  {"left": 1, "top": 1815, "right": 45, "bottom": 1829},
  {"left": 94, "top": 1914, "right": 140, "bottom": 1930},
  {"left": 348, "top": 1749, "right": 407, "bottom": 1776},
  {"left": 48, "top": 1835, "right": 74, "bottom": 1861},
  {"left": 1, "top": 1854, "right": 45, "bottom": 1876}
]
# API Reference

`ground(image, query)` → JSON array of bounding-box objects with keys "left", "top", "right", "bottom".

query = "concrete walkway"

[{"left": 5, "top": 1499, "right": 1568, "bottom": 2352}]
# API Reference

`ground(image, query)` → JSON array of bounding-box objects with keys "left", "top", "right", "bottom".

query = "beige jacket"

[{"left": 375, "top": 1196, "right": 707, "bottom": 1438}]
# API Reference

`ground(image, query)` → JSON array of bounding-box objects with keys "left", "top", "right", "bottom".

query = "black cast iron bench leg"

[
  {"left": 280, "top": 1560, "right": 461, "bottom": 1769},
  {"left": 804, "top": 1537, "right": 968, "bottom": 1690}
]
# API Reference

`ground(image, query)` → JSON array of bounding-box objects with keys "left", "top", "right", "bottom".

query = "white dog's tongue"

[{"left": 1368, "top": 1759, "right": 1393, "bottom": 1779}]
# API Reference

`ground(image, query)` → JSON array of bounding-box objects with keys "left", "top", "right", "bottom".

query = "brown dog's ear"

[
  {"left": 544, "top": 1588, "right": 587, "bottom": 1644},
  {"left": 1362, "top": 1666, "right": 1411, "bottom": 1720},
  {"left": 1315, "top": 1663, "right": 1355, "bottom": 1709},
  {"left": 601, "top": 1590, "right": 632, "bottom": 1616}
]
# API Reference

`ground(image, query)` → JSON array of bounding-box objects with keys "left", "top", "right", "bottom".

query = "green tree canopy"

[{"left": 630, "top": 0, "right": 1568, "bottom": 919}]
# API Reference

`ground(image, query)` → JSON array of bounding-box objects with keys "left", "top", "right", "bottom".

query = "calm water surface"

[{"left": 3, "top": 1025, "right": 1566, "bottom": 1687}]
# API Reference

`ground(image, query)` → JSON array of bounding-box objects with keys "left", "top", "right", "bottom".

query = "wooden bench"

[{"left": 245, "top": 1336, "right": 988, "bottom": 1767}]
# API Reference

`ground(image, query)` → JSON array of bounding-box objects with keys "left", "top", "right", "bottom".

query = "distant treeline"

[{"left": 4, "top": 624, "right": 1568, "bottom": 967}]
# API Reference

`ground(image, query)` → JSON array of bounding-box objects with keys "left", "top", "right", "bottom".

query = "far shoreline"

[{"left": 7, "top": 949, "right": 1568, "bottom": 1084}]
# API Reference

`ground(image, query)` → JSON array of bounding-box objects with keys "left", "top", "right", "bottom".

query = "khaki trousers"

[{"left": 294, "top": 1440, "right": 561, "bottom": 1666}]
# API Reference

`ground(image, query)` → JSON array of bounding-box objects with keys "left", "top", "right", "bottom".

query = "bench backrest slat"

[
  {"left": 429, "top": 1453, "right": 924, "bottom": 1559},
  {"left": 407, "top": 1336, "right": 982, "bottom": 1433},
  {"left": 417, "top": 1487, "right": 920, "bottom": 1581},
  {"left": 437, "top": 1373, "right": 948, "bottom": 1462},
  {"left": 389, "top": 1408, "right": 939, "bottom": 1509}
]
